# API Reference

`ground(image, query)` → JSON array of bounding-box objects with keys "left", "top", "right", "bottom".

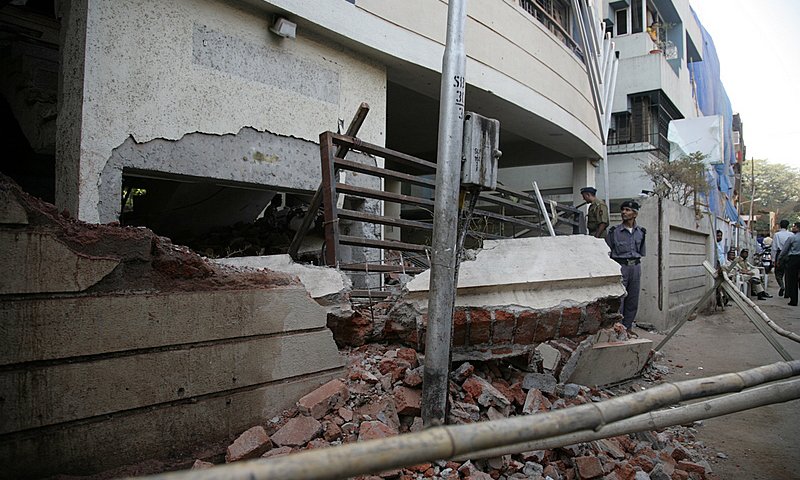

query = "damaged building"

[{"left": 0, "top": 0, "right": 764, "bottom": 478}]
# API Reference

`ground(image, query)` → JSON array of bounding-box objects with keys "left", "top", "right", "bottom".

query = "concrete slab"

[
  {"left": 0, "top": 370, "right": 342, "bottom": 479},
  {"left": 214, "top": 254, "right": 351, "bottom": 305},
  {"left": 0, "top": 288, "right": 329, "bottom": 365},
  {"left": 566, "top": 338, "right": 653, "bottom": 387},
  {"left": 0, "top": 188, "right": 28, "bottom": 224},
  {"left": 2, "top": 330, "right": 343, "bottom": 433},
  {"left": 0, "top": 231, "right": 119, "bottom": 294},
  {"left": 404, "top": 236, "right": 624, "bottom": 310}
]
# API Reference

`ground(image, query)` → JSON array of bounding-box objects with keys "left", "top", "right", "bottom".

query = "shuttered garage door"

[{"left": 668, "top": 227, "right": 708, "bottom": 311}]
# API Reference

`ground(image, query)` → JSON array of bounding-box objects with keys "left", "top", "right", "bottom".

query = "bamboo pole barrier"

[
  {"left": 129, "top": 361, "right": 800, "bottom": 480},
  {"left": 706, "top": 264, "right": 800, "bottom": 344},
  {"left": 458, "top": 377, "right": 800, "bottom": 461}
]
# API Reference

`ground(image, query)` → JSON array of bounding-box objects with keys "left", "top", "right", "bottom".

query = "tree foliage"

[
  {"left": 740, "top": 158, "right": 800, "bottom": 232},
  {"left": 640, "top": 152, "right": 709, "bottom": 206}
]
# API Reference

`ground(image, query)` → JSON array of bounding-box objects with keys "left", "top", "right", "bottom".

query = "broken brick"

[
  {"left": 378, "top": 357, "right": 412, "bottom": 383},
  {"left": 676, "top": 461, "right": 705, "bottom": 475},
  {"left": 225, "top": 426, "right": 272, "bottom": 463},
  {"left": 514, "top": 311, "right": 538, "bottom": 344},
  {"left": 358, "top": 420, "right": 398, "bottom": 441},
  {"left": 396, "top": 347, "right": 419, "bottom": 368},
  {"left": 271, "top": 416, "right": 322, "bottom": 447},
  {"left": 574, "top": 456, "right": 603, "bottom": 479},
  {"left": 261, "top": 446, "right": 293, "bottom": 459},
  {"left": 322, "top": 420, "right": 342, "bottom": 442},
  {"left": 560, "top": 307, "right": 582, "bottom": 337},
  {"left": 533, "top": 310, "right": 561, "bottom": 342},
  {"left": 492, "top": 310, "right": 516, "bottom": 343},
  {"left": 297, "top": 379, "right": 350, "bottom": 419},
  {"left": 522, "top": 388, "right": 552, "bottom": 414},
  {"left": 453, "top": 309, "right": 468, "bottom": 347},
  {"left": 462, "top": 375, "right": 511, "bottom": 410},
  {"left": 469, "top": 308, "right": 492, "bottom": 345},
  {"left": 394, "top": 386, "right": 422, "bottom": 416}
]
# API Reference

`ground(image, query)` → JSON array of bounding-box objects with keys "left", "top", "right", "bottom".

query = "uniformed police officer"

[
  {"left": 606, "top": 200, "right": 646, "bottom": 335},
  {"left": 580, "top": 186, "right": 609, "bottom": 238}
]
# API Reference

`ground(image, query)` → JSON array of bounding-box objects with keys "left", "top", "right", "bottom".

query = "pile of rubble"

[{"left": 204, "top": 342, "right": 717, "bottom": 480}]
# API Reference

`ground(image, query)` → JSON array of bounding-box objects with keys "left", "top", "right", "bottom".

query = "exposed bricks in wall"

[{"left": 374, "top": 300, "right": 622, "bottom": 357}]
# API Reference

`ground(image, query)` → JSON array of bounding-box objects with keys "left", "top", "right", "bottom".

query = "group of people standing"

[
  {"left": 773, "top": 220, "right": 800, "bottom": 306},
  {"left": 578, "top": 186, "right": 800, "bottom": 338}
]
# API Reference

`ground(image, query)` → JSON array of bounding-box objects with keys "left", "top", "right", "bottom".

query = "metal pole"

[
  {"left": 748, "top": 156, "right": 756, "bottom": 233},
  {"left": 422, "top": 0, "right": 468, "bottom": 427}
]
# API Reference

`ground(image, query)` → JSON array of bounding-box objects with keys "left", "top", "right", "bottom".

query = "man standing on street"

[
  {"left": 772, "top": 219, "right": 793, "bottom": 298},
  {"left": 777, "top": 222, "right": 800, "bottom": 307},
  {"left": 581, "top": 186, "right": 609, "bottom": 238},
  {"left": 606, "top": 200, "right": 646, "bottom": 336}
]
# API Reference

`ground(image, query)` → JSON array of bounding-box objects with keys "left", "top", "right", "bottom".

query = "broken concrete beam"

[
  {"left": 213, "top": 254, "right": 351, "bottom": 307},
  {"left": 404, "top": 236, "right": 624, "bottom": 310},
  {"left": 385, "top": 236, "right": 625, "bottom": 358},
  {"left": 0, "top": 231, "right": 119, "bottom": 295}
]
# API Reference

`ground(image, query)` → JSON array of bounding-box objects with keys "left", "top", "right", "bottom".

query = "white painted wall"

[{"left": 58, "top": 0, "right": 387, "bottom": 222}]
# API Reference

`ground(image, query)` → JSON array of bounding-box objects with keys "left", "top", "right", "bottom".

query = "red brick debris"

[
  {"left": 0, "top": 173, "right": 296, "bottom": 293},
  {"left": 214, "top": 343, "right": 719, "bottom": 480}
]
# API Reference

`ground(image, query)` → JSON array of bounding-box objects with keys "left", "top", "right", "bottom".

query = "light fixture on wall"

[{"left": 270, "top": 16, "right": 296, "bottom": 39}]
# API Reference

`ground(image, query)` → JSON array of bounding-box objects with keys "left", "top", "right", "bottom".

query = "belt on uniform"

[{"left": 613, "top": 258, "right": 640, "bottom": 266}]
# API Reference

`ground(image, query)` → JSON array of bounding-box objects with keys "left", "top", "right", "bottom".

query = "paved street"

[{"left": 639, "top": 278, "right": 800, "bottom": 480}]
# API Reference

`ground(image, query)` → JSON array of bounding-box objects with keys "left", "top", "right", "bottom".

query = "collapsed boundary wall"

[{"left": 0, "top": 176, "right": 345, "bottom": 478}]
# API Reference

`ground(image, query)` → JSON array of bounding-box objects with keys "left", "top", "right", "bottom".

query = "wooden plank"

[
  {"left": 320, "top": 131, "right": 340, "bottom": 266},
  {"left": 0, "top": 288, "right": 328, "bottom": 365},
  {"left": 1, "top": 330, "right": 343, "bottom": 434},
  {"left": 0, "top": 370, "right": 342, "bottom": 479}
]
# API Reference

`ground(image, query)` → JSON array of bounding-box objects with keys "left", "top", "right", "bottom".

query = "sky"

[{"left": 688, "top": 0, "right": 800, "bottom": 171}]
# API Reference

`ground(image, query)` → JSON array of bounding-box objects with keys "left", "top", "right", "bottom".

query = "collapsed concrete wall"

[
  {"left": 0, "top": 175, "right": 345, "bottom": 478},
  {"left": 385, "top": 236, "right": 626, "bottom": 361}
]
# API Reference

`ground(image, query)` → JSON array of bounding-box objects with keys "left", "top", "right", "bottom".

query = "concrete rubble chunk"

[
  {"left": 271, "top": 416, "right": 322, "bottom": 447},
  {"left": 191, "top": 459, "right": 214, "bottom": 469},
  {"left": 297, "top": 379, "right": 350, "bottom": 419},
  {"left": 451, "top": 362, "right": 475, "bottom": 383},
  {"left": 536, "top": 343, "right": 562, "bottom": 371},
  {"left": 462, "top": 375, "right": 511, "bottom": 410},
  {"left": 522, "top": 388, "right": 552, "bottom": 414},
  {"left": 225, "top": 426, "right": 273, "bottom": 462},
  {"left": 565, "top": 337, "right": 654, "bottom": 387},
  {"left": 213, "top": 254, "right": 351, "bottom": 306},
  {"left": 522, "top": 372, "right": 557, "bottom": 394}
]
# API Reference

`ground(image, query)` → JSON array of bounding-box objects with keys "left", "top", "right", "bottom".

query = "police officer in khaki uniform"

[{"left": 580, "top": 187, "right": 609, "bottom": 238}]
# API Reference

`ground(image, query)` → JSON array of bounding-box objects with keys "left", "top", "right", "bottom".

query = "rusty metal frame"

[{"left": 314, "top": 132, "right": 585, "bottom": 281}]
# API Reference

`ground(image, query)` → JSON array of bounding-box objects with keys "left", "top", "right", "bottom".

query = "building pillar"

[
  {"left": 55, "top": 0, "right": 89, "bottom": 219},
  {"left": 572, "top": 157, "right": 596, "bottom": 207}
]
